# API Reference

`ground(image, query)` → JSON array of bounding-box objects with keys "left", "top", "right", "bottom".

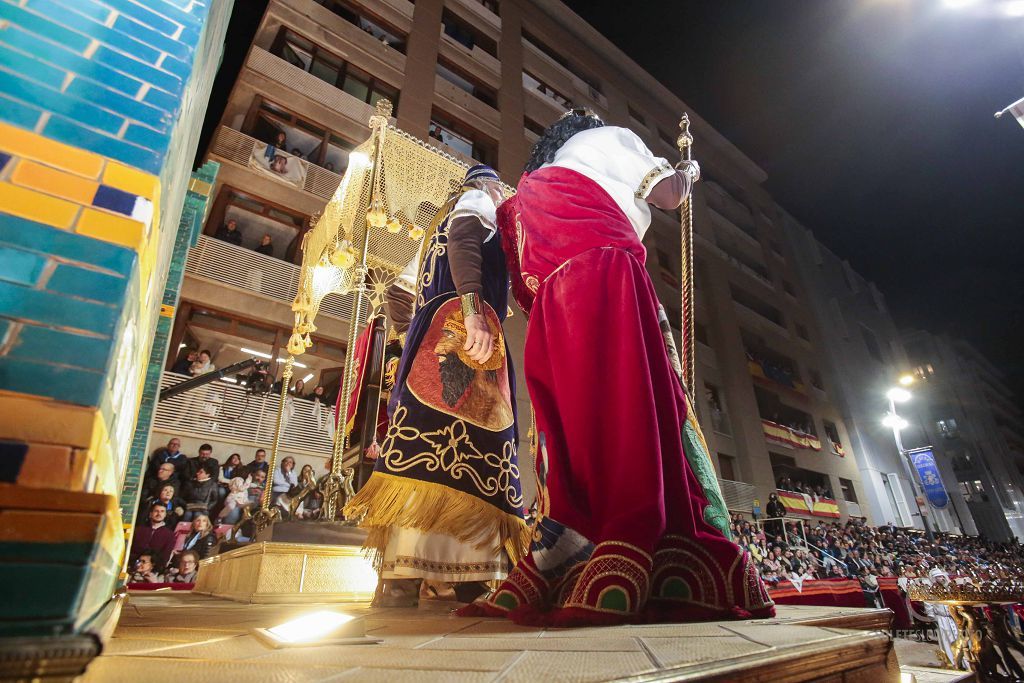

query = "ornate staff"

[{"left": 676, "top": 114, "right": 696, "bottom": 393}]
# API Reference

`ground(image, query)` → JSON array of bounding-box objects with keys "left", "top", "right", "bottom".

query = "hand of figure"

[
  {"left": 463, "top": 313, "right": 494, "bottom": 364},
  {"left": 676, "top": 160, "right": 701, "bottom": 183}
]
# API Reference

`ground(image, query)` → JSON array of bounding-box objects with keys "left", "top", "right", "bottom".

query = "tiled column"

[{"left": 0, "top": 0, "right": 232, "bottom": 674}]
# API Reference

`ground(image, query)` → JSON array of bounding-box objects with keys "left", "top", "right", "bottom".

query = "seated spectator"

[
  {"left": 214, "top": 218, "right": 243, "bottom": 246},
  {"left": 177, "top": 513, "right": 218, "bottom": 561},
  {"left": 128, "top": 552, "right": 164, "bottom": 584},
  {"left": 187, "top": 443, "right": 220, "bottom": 481},
  {"left": 247, "top": 469, "right": 268, "bottom": 507},
  {"left": 182, "top": 465, "right": 219, "bottom": 521},
  {"left": 139, "top": 483, "right": 184, "bottom": 529},
  {"left": 171, "top": 350, "right": 197, "bottom": 375},
  {"left": 290, "top": 147, "right": 304, "bottom": 159},
  {"left": 167, "top": 550, "right": 200, "bottom": 584},
  {"left": 247, "top": 448, "right": 269, "bottom": 474},
  {"left": 146, "top": 437, "right": 188, "bottom": 479},
  {"left": 218, "top": 477, "right": 251, "bottom": 525},
  {"left": 255, "top": 234, "right": 275, "bottom": 258},
  {"left": 141, "top": 461, "right": 182, "bottom": 503},
  {"left": 130, "top": 503, "right": 176, "bottom": 569},
  {"left": 220, "top": 453, "right": 243, "bottom": 483},
  {"left": 272, "top": 456, "right": 298, "bottom": 504},
  {"left": 190, "top": 349, "right": 216, "bottom": 376}
]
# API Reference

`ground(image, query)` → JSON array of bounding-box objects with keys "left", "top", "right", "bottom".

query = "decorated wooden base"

[{"left": 192, "top": 541, "right": 377, "bottom": 604}]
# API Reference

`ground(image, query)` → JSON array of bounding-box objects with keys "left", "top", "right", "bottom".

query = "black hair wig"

[{"left": 524, "top": 110, "right": 605, "bottom": 173}]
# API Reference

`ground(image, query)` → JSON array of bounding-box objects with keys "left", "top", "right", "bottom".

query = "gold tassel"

[{"left": 344, "top": 472, "right": 531, "bottom": 569}]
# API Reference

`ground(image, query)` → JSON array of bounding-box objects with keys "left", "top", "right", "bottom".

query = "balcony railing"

[
  {"left": 209, "top": 126, "right": 343, "bottom": 200},
  {"left": 718, "top": 478, "right": 757, "bottom": 514},
  {"left": 185, "top": 235, "right": 354, "bottom": 322},
  {"left": 152, "top": 372, "right": 336, "bottom": 460}
]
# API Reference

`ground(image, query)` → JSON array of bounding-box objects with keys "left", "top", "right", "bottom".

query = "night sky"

[
  {"left": 562, "top": 0, "right": 1024, "bottom": 406},
  {"left": 205, "top": 1, "right": 1024, "bottom": 406}
]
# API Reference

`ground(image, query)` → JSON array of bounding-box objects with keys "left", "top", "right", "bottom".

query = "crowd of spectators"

[
  {"left": 775, "top": 477, "right": 834, "bottom": 500},
  {"left": 730, "top": 512, "right": 1024, "bottom": 607},
  {"left": 128, "top": 437, "right": 325, "bottom": 584}
]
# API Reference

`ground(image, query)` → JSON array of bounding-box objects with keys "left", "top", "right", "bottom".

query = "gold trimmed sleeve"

[{"left": 634, "top": 163, "right": 676, "bottom": 200}]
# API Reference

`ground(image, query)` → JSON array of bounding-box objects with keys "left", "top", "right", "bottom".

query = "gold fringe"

[{"left": 343, "top": 472, "right": 531, "bottom": 571}]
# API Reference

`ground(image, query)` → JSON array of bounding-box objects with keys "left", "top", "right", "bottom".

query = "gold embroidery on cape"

[{"left": 379, "top": 404, "right": 523, "bottom": 509}]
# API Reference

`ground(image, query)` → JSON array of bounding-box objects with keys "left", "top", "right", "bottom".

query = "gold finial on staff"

[{"left": 676, "top": 114, "right": 696, "bottom": 393}]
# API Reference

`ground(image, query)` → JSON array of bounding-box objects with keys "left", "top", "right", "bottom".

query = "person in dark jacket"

[
  {"left": 765, "top": 493, "right": 787, "bottom": 541},
  {"left": 141, "top": 461, "right": 182, "bottom": 503},
  {"left": 182, "top": 466, "right": 219, "bottom": 521},
  {"left": 147, "top": 437, "right": 189, "bottom": 479},
  {"left": 139, "top": 482, "right": 185, "bottom": 529},
  {"left": 130, "top": 503, "right": 177, "bottom": 569},
  {"left": 214, "top": 218, "right": 243, "bottom": 246},
  {"left": 186, "top": 443, "right": 219, "bottom": 481},
  {"left": 175, "top": 513, "right": 218, "bottom": 561},
  {"left": 255, "top": 233, "right": 275, "bottom": 257}
]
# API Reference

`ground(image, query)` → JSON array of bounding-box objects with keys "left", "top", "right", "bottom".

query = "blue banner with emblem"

[{"left": 909, "top": 448, "right": 948, "bottom": 509}]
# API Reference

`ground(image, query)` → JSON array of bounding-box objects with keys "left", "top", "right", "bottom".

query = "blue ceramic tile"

[
  {"left": 0, "top": 25, "right": 145, "bottom": 98},
  {"left": 65, "top": 78, "right": 170, "bottom": 130},
  {"left": 91, "top": 185, "right": 139, "bottom": 217},
  {"left": 0, "top": 246, "right": 46, "bottom": 286},
  {"left": 122, "top": 123, "right": 171, "bottom": 152},
  {"left": 0, "top": 281, "right": 119, "bottom": 336},
  {"left": 112, "top": 15, "right": 190, "bottom": 61},
  {"left": 8, "top": 323, "right": 113, "bottom": 372},
  {"left": 46, "top": 263, "right": 127, "bottom": 306},
  {"left": 0, "top": 94, "right": 43, "bottom": 130},
  {"left": 97, "top": 0, "right": 179, "bottom": 37},
  {"left": 43, "top": 116, "right": 163, "bottom": 174},
  {"left": 0, "top": 71, "right": 124, "bottom": 135},
  {"left": 93, "top": 46, "right": 182, "bottom": 95},
  {"left": 0, "top": 356, "right": 105, "bottom": 407},
  {"left": 0, "top": 3, "right": 92, "bottom": 54},
  {"left": 0, "top": 44, "right": 67, "bottom": 89},
  {"left": 0, "top": 214, "right": 136, "bottom": 277}
]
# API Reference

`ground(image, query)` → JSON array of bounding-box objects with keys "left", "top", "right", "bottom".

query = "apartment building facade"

[
  {"left": 782, "top": 216, "right": 969, "bottom": 535},
  {"left": 149, "top": 0, "right": 872, "bottom": 527},
  {"left": 901, "top": 331, "right": 1024, "bottom": 541}
]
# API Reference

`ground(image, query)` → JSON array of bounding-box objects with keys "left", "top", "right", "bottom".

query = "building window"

[
  {"left": 730, "top": 285, "right": 785, "bottom": 327},
  {"left": 782, "top": 280, "right": 796, "bottom": 297},
  {"left": 442, "top": 9, "right": 497, "bottom": 58},
  {"left": 838, "top": 477, "right": 858, "bottom": 503},
  {"left": 271, "top": 29, "right": 400, "bottom": 111},
  {"left": 704, "top": 383, "right": 730, "bottom": 435},
  {"left": 717, "top": 453, "right": 737, "bottom": 481},
  {"left": 796, "top": 323, "right": 810, "bottom": 342},
  {"left": 521, "top": 29, "right": 602, "bottom": 98},
  {"left": 522, "top": 70, "right": 572, "bottom": 108},
  {"left": 937, "top": 418, "right": 959, "bottom": 439},
  {"left": 472, "top": 0, "right": 499, "bottom": 13},
  {"left": 429, "top": 110, "right": 496, "bottom": 165},
  {"left": 809, "top": 369, "right": 824, "bottom": 391},
  {"left": 823, "top": 420, "right": 842, "bottom": 452},
  {"left": 313, "top": 0, "right": 407, "bottom": 52},
  {"left": 657, "top": 128, "right": 677, "bottom": 151},
  {"left": 524, "top": 117, "right": 546, "bottom": 137},
  {"left": 437, "top": 57, "right": 498, "bottom": 108},
  {"left": 627, "top": 104, "right": 646, "bottom": 128},
  {"left": 206, "top": 187, "right": 310, "bottom": 263},
  {"left": 244, "top": 99, "right": 357, "bottom": 174},
  {"left": 769, "top": 239, "right": 784, "bottom": 256},
  {"left": 860, "top": 324, "right": 884, "bottom": 363}
]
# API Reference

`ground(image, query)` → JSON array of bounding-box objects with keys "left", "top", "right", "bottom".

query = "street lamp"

[{"left": 884, "top": 385, "right": 936, "bottom": 541}]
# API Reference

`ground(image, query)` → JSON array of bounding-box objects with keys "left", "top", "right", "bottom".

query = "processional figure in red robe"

[{"left": 460, "top": 109, "right": 775, "bottom": 626}]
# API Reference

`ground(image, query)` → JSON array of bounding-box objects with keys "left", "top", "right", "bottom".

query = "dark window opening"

[
  {"left": 429, "top": 110, "right": 497, "bottom": 166},
  {"left": 436, "top": 56, "right": 498, "bottom": 108},
  {"left": 718, "top": 454, "right": 737, "bottom": 481},
  {"left": 312, "top": 0, "right": 407, "bottom": 52},
  {"left": 271, "top": 29, "right": 400, "bottom": 111},
  {"left": 442, "top": 9, "right": 497, "bottom": 57},
  {"left": 244, "top": 97, "right": 358, "bottom": 174}
]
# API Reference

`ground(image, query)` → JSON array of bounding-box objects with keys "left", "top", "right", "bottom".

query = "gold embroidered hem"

[
  {"left": 343, "top": 471, "right": 530, "bottom": 571},
  {"left": 381, "top": 528, "right": 509, "bottom": 582}
]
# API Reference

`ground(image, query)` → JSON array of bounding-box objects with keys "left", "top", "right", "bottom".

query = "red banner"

[
  {"left": 768, "top": 578, "right": 864, "bottom": 608},
  {"left": 762, "top": 419, "right": 822, "bottom": 451},
  {"left": 776, "top": 490, "right": 841, "bottom": 518}
]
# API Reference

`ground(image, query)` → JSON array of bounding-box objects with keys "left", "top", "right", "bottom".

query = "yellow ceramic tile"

[
  {"left": 0, "top": 122, "right": 104, "bottom": 179},
  {"left": 77, "top": 207, "right": 145, "bottom": 251},
  {"left": 0, "top": 182, "right": 80, "bottom": 229},
  {"left": 0, "top": 393, "right": 98, "bottom": 447},
  {"left": 11, "top": 160, "right": 100, "bottom": 205},
  {"left": 101, "top": 161, "right": 159, "bottom": 200}
]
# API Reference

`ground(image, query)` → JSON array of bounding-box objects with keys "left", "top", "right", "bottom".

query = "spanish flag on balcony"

[
  {"left": 777, "top": 491, "right": 841, "bottom": 518},
  {"left": 761, "top": 419, "right": 822, "bottom": 451}
]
